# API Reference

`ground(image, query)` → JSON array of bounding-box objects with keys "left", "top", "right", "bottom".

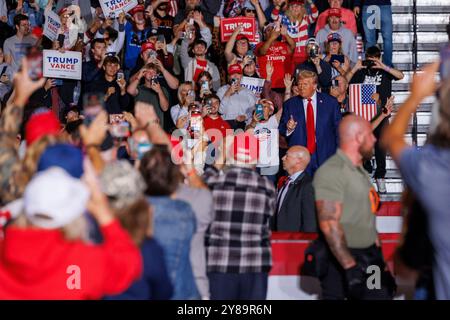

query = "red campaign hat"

[
  {"left": 289, "top": 0, "right": 305, "bottom": 5},
  {"left": 328, "top": 8, "right": 342, "bottom": 18},
  {"left": 25, "top": 110, "right": 61, "bottom": 146},
  {"left": 141, "top": 41, "right": 156, "bottom": 53},
  {"left": 228, "top": 63, "right": 242, "bottom": 75},
  {"left": 58, "top": 7, "right": 69, "bottom": 16},
  {"left": 129, "top": 4, "right": 145, "bottom": 15},
  {"left": 236, "top": 34, "right": 249, "bottom": 41},
  {"left": 229, "top": 132, "right": 259, "bottom": 164}
]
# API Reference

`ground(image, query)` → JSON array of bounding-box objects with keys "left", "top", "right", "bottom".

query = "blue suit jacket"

[{"left": 279, "top": 92, "right": 342, "bottom": 175}]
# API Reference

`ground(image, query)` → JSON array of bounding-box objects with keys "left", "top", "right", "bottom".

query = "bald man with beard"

[{"left": 312, "top": 115, "right": 396, "bottom": 300}]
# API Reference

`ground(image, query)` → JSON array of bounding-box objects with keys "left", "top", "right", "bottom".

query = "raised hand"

[
  {"left": 287, "top": 115, "right": 298, "bottom": 132},
  {"left": 284, "top": 73, "right": 293, "bottom": 89}
]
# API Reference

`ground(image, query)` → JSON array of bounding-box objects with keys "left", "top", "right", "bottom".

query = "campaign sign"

[
  {"left": 240, "top": 76, "right": 265, "bottom": 97},
  {"left": 220, "top": 17, "right": 256, "bottom": 42},
  {"left": 43, "top": 50, "right": 82, "bottom": 80},
  {"left": 43, "top": 11, "right": 61, "bottom": 41},
  {"left": 100, "top": 0, "right": 139, "bottom": 17}
]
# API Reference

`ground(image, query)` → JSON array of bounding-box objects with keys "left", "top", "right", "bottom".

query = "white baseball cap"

[{"left": 24, "top": 167, "right": 90, "bottom": 229}]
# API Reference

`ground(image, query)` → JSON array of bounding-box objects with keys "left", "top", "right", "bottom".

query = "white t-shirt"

[{"left": 254, "top": 115, "right": 279, "bottom": 168}]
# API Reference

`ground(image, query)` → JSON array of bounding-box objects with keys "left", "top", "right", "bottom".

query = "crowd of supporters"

[{"left": 0, "top": 0, "right": 448, "bottom": 301}]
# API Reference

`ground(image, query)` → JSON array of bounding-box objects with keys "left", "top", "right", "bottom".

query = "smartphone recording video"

[{"left": 255, "top": 103, "right": 264, "bottom": 120}]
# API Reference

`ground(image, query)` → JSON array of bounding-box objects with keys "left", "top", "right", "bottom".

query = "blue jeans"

[
  {"left": 362, "top": 5, "right": 393, "bottom": 67},
  {"left": 208, "top": 272, "right": 268, "bottom": 300}
]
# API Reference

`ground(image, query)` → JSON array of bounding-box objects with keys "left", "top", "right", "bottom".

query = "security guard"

[{"left": 313, "top": 114, "right": 395, "bottom": 300}]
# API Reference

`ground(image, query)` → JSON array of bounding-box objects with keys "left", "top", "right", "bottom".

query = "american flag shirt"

[
  {"left": 203, "top": 166, "right": 276, "bottom": 273},
  {"left": 271, "top": 5, "right": 318, "bottom": 61}
]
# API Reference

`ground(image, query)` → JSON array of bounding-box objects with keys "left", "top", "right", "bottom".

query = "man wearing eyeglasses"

[{"left": 3, "top": 14, "right": 37, "bottom": 73}]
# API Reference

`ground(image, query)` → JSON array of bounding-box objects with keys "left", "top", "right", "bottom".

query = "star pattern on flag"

[{"left": 361, "top": 85, "right": 376, "bottom": 104}]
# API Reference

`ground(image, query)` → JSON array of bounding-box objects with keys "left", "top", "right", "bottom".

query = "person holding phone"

[
  {"left": 315, "top": 8, "right": 358, "bottom": 65},
  {"left": 216, "top": 64, "right": 257, "bottom": 130},
  {"left": 171, "top": 81, "right": 194, "bottom": 130},
  {"left": 146, "top": 1, "right": 175, "bottom": 42},
  {"left": 323, "top": 33, "right": 350, "bottom": 78},
  {"left": 85, "top": 56, "right": 130, "bottom": 115},
  {"left": 127, "top": 62, "right": 169, "bottom": 129},
  {"left": 246, "top": 99, "right": 283, "bottom": 183}
]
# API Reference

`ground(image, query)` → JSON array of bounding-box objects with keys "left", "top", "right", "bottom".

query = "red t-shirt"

[
  {"left": 203, "top": 116, "right": 231, "bottom": 144},
  {"left": 255, "top": 41, "right": 292, "bottom": 89}
]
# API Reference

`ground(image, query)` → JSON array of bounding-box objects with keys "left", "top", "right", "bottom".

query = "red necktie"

[{"left": 306, "top": 98, "right": 316, "bottom": 154}]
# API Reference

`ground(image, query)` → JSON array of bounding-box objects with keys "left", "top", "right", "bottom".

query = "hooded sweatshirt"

[
  {"left": 0, "top": 220, "right": 142, "bottom": 299},
  {"left": 316, "top": 24, "right": 358, "bottom": 65}
]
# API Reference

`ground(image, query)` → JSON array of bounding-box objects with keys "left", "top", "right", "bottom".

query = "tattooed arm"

[{"left": 316, "top": 200, "right": 356, "bottom": 269}]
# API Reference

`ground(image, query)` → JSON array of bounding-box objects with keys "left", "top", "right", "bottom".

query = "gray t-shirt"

[
  {"left": 313, "top": 149, "right": 378, "bottom": 249},
  {"left": 3, "top": 35, "right": 37, "bottom": 73},
  {"left": 216, "top": 85, "right": 257, "bottom": 123},
  {"left": 399, "top": 145, "right": 450, "bottom": 300}
]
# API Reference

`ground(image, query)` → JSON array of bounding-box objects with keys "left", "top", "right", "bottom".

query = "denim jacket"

[{"left": 148, "top": 196, "right": 200, "bottom": 300}]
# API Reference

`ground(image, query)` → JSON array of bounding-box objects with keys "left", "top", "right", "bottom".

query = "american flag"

[
  {"left": 349, "top": 84, "right": 378, "bottom": 121},
  {"left": 168, "top": 0, "right": 178, "bottom": 17}
]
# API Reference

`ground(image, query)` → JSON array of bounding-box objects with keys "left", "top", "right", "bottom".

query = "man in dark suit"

[
  {"left": 279, "top": 70, "right": 342, "bottom": 176},
  {"left": 273, "top": 146, "right": 317, "bottom": 233}
]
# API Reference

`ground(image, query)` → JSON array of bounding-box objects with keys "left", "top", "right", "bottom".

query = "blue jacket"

[
  {"left": 105, "top": 238, "right": 173, "bottom": 300},
  {"left": 279, "top": 92, "right": 342, "bottom": 175},
  {"left": 148, "top": 196, "right": 200, "bottom": 300}
]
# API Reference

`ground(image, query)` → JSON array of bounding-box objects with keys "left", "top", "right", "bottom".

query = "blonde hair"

[
  {"left": 286, "top": 4, "right": 306, "bottom": 23},
  {"left": 177, "top": 81, "right": 193, "bottom": 105},
  {"left": 14, "top": 135, "right": 68, "bottom": 198}
]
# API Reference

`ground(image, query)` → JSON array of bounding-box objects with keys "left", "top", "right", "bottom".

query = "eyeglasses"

[{"left": 245, "top": 9, "right": 256, "bottom": 13}]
